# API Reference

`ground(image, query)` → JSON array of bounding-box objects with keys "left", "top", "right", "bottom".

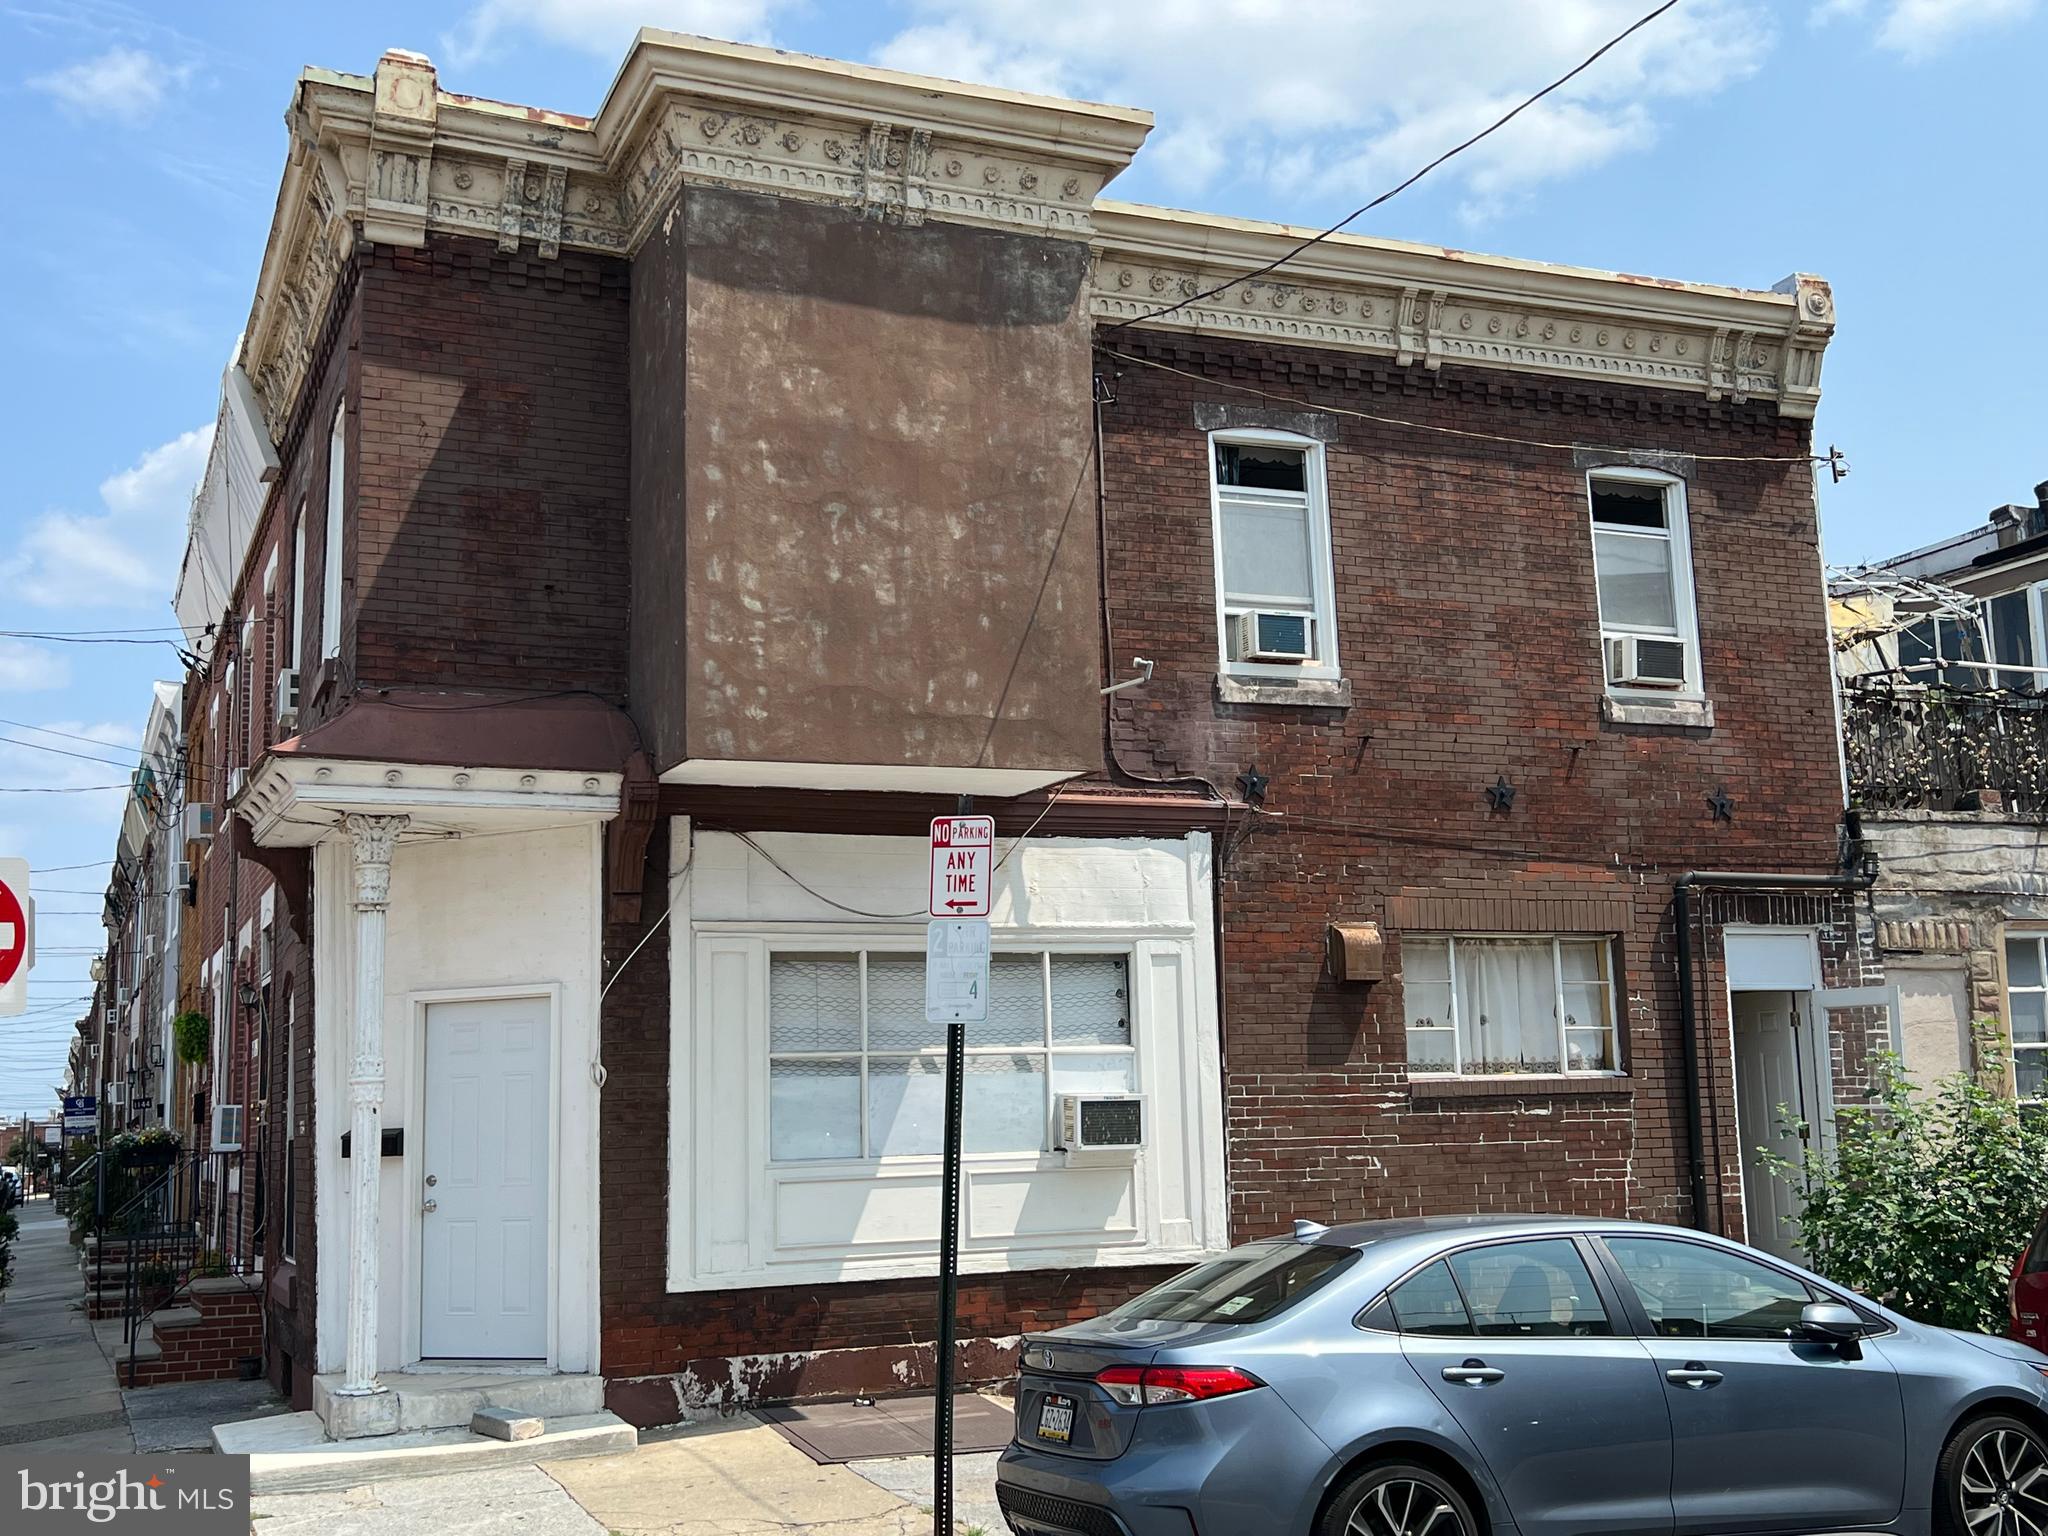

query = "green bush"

[
  {"left": 1765, "top": 1036, "right": 2048, "bottom": 1333},
  {"left": 0, "top": 1207, "right": 17, "bottom": 1295},
  {"left": 173, "top": 1010, "right": 210, "bottom": 1065}
]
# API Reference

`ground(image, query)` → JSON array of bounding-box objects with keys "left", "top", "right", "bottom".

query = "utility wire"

[
  {"left": 1104, "top": 0, "right": 1681, "bottom": 337},
  {"left": 0, "top": 734, "right": 146, "bottom": 771}
]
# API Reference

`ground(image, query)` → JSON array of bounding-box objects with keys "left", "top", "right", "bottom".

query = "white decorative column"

[{"left": 336, "top": 814, "right": 406, "bottom": 1403}]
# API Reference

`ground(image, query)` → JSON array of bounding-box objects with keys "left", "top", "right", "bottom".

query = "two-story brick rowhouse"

[{"left": 175, "top": 32, "right": 1871, "bottom": 1441}]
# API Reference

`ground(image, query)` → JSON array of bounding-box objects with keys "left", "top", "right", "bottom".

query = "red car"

[{"left": 2013, "top": 1212, "right": 2048, "bottom": 1346}]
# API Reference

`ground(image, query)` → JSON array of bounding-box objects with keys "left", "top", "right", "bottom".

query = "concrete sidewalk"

[
  {"left": 0, "top": 1196, "right": 132, "bottom": 1452},
  {"left": 249, "top": 1416, "right": 1008, "bottom": 1535}
]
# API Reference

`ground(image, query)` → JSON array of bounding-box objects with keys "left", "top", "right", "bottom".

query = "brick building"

[{"left": 138, "top": 32, "right": 1874, "bottom": 1441}]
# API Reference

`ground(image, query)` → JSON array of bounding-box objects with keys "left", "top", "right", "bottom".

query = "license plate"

[{"left": 1036, "top": 1393, "right": 1075, "bottom": 1444}]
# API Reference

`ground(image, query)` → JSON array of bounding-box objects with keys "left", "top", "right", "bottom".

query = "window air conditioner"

[
  {"left": 108, "top": 1081, "right": 127, "bottom": 1108},
  {"left": 1605, "top": 634, "right": 1688, "bottom": 689},
  {"left": 1055, "top": 1093, "right": 1144, "bottom": 1153},
  {"left": 1235, "top": 610, "right": 1314, "bottom": 663},
  {"left": 182, "top": 804, "right": 214, "bottom": 843},
  {"left": 275, "top": 668, "right": 301, "bottom": 734},
  {"left": 211, "top": 1103, "right": 245, "bottom": 1152},
  {"left": 226, "top": 766, "right": 248, "bottom": 801}
]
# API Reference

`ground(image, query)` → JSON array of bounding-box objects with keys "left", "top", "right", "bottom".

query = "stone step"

[
  {"left": 150, "top": 1306, "right": 202, "bottom": 1331},
  {"left": 216, "top": 1410, "right": 639, "bottom": 1495},
  {"left": 311, "top": 1370, "right": 607, "bottom": 1435}
]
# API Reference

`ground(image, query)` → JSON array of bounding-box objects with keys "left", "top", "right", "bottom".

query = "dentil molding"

[{"left": 240, "top": 35, "right": 1834, "bottom": 443}]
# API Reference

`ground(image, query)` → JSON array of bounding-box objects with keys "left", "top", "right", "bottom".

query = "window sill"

[
  {"left": 1601, "top": 694, "right": 1714, "bottom": 729},
  {"left": 1215, "top": 673, "right": 1353, "bottom": 709},
  {"left": 1409, "top": 1073, "right": 1633, "bottom": 1101}
]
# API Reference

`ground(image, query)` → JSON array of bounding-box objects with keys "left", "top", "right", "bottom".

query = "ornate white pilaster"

[{"left": 336, "top": 813, "right": 406, "bottom": 1398}]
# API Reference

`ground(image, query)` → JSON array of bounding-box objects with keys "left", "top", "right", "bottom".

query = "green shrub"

[
  {"left": 173, "top": 1010, "right": 210, "bottom": 1064},
  {"left": 0, "top": 1207, "right": 16, "bottom": 1294},
  {"left": 1765, "top": 1036, "right": 2048, "bottom": 1333}
]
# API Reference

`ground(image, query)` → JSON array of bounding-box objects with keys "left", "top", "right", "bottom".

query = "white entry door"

[
  {"left": 1733, "top": 990, "right": 1813, "bottom": 1261},
  {"left": 421, "top": 997, "right": 551, "bottom": 1359}
]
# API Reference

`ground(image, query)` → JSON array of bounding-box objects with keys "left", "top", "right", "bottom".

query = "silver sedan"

[{"left": 996, "top": 1215, "right": 2048, "bottom": 1536}]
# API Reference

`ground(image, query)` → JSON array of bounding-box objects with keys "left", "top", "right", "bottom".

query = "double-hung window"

[
  {"left": 2005, "top": 935, "right": 2048, "bottom": 1101},
  {"left": 767, "top": 949, "right": 1133, "bottom": 1161},
  {"left": 322, "top": 404, "right": 346, "bottom": 663},
  {"left": 1209, "top": 430, "right": 1338, "bottom": 677},
  {"left": 1589, "top": 469, "right": 1702, "bottom": 696},
  {"left": 1403, "top": 935, "right": 1620, "bottom": 1077}
]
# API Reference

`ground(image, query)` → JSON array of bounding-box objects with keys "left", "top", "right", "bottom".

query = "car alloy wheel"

[
  {"left": 1326, "top": 1462, "right": 1476, "bottom": 1536},
  {"left": 1959, "top": 1424, "right": 2048, "bottom": 1536}
]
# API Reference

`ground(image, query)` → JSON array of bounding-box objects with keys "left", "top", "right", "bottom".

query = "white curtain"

[{"left": 1455, "top": 940, "right": 1557, "bottom": 1073}]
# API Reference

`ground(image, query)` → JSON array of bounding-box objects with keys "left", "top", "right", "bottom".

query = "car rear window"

[{"left": 1103, "top": 1243, "right": 1359, "bottom": 1326}]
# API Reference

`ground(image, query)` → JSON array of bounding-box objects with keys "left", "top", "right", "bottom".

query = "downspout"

[{"left": 1672, "top": 857, "right": 1878, "bottom": 1232}]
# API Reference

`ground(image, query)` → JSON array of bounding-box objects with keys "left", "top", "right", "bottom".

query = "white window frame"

[
  {"left": 766, "top": 944, "right": 1137, "bottom": 1166},
  {"left": 1207, "top": 427, "right": 1341, "bottom": 681},
  {"left": 1587, "top": 466, "right": 1704, "bottom": 699},
  {"left": 321, "top": 404, "right": 346, "bottom": 663},
  {"left": 2005, "top": 932, "right": 2048, "bottom": 1103},
  {"left": 290, "top": 503, "right": 308, "bottom": 670},
  {"left": 1404, "top": 933, "right": 1624, "bottom": 1079}
]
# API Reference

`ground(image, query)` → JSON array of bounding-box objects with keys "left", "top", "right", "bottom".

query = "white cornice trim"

[
  {"left": 238, "top": 756, "right": 623, "bottom": 848},
  {"left": 237, "top": 36, "right": 1833, "bottom": 442},
  {"left": 1089, "top": 203, "right": 1833, "bottom": 417}
]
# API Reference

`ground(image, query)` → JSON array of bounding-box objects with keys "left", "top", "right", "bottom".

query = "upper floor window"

[
  {"left": 321, "top": 405, "right": 346, "bottom": 663},
  {"left": 290, "top": 502, "right": 308, "bottom": 671},
  {"left": 2005, "top": 935, "right": 2048, "bottom": 1102},
  {"left": 1404, "top": 935, "right": 1620, "bottom": 1077},
  {"left": 1208, "top": 431, "right": 1338, "bottom": 678},
  {"left": 1588, "top": 469, "right": 1702, "bottom": 697}
]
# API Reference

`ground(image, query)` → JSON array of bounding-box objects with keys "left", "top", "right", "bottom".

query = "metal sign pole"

[{"left": 932, "top": 793, "right": 976, "bottom": 1536}]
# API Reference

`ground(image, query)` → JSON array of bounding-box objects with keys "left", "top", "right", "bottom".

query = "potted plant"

[
  {"left": 173, "top": 1011, "right": 209, "bottom": 1065},
  {"left": 114, "top": 1127, "right": 182, "bottom": 1169}
]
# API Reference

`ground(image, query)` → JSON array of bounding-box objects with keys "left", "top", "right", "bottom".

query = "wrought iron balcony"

[{"left": 1844, "top": 687, "right": 2048, "bottom": 815}]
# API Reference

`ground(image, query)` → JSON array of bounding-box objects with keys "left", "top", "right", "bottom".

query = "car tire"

[
  {"left": 1321, "top": 1460, "right": 1480, "bottom": 1536},
  {"left": 1937, "top": 1413, "right": 2048, "bottom": 1536}
]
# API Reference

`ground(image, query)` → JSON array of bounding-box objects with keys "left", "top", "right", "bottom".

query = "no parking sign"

[{"left": 0, "top": 857, "right": 31, "bottom": 1017}]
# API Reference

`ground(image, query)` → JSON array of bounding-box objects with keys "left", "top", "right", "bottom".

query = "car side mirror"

[{"left": 1795, "top": 1301, "right": 1874, "bottom": 1347}]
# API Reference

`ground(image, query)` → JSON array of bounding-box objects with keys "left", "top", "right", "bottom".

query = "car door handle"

[
  {"left": 1441, "top": 1361, "right": 1504, "bottom": 1386},
  {"left": 1666, "top": 1364, "right": 1723, "bottom": 1389}
]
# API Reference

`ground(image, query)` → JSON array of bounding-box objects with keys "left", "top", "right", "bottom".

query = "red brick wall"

[
  {"left": 351, "top": 238, "right": 631, "bottom": 700},
  {"left": 1096, "top": 332, "right": 1866, "bottom": 1236}
]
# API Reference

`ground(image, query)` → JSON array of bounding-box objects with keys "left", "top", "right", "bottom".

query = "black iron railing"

[
  {"left": 1844, "top": 687, "right": 2048, "bottom": 815},
  {"left": 96, "top": 1149, "right": 254, "bottom": 1383}
]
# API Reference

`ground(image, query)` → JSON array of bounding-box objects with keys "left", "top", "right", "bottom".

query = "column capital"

[{"left": 343, "top": 814, "right": 408, "bottom": 909}]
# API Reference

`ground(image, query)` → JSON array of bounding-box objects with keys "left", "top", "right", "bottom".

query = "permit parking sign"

[{"left": 925, "top": 918, "right": 990, "bottom": 1024}]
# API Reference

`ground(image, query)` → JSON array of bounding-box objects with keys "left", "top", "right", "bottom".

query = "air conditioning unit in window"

[
  {"left": 1056, "top": 1094, "right": 1144, "bottom": 1154},
  {"left": 182, "top": 804, "right": 213, "bottom": 844},
  {"left": 275, "top": 668, "right": 300, "bottom": 734},
  {"left": 1235, "top": 610, "right": 1314, "bottom": 663},
  {"left": 1605, "top": 635, "right": 1688, "bottom": 689},
  {"left": 211, "top": 1102, "right": 244, "bottom": 1152}
]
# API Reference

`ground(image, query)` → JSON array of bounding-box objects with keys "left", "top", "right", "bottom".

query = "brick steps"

[{"left": 115, "top": 1276, "right": 263, "bottom": 1389}]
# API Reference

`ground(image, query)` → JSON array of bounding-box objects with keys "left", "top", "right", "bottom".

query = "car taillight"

[{"left": 1095, "top": 1364, "right": 1263, "bottom": 1406}]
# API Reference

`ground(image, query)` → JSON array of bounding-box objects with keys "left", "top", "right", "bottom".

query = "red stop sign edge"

[{"left": 0, "top": 879, "right": 25, "bottom": 986}]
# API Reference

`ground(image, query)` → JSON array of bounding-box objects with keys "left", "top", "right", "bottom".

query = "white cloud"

[
  {"left": 874, "top": 1, "right": 1772, "bottom": 224},
  {"left": 443, "top": 0, "right": 796, "bottom": 66},
  {"left": 0, "top": 719, "right": 142, "bottom": 832},
  {"left": 1815, "top": 0, "right": 2038, "bottom": 57},
  {"left": 27, "top": 46, "right": 189, "bottom": 124},
  {"left": 1, "top": 423, "right": 211, "bottom": 611},
  {"left": 0, "top": 643, "right": 72, "bottom": 694}
]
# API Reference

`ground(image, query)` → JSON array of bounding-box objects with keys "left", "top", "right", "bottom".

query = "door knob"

[{"left": 422, "top": 1198, "right": 438, "bottom": 1214}]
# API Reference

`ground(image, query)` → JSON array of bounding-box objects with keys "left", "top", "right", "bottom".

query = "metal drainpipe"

[{"left": 1672, "top": 861, "right": 1878, "bottom": 1233}]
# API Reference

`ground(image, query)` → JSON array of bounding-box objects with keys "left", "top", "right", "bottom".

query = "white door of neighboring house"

[
  {"left": 420, "top": 996, "right": 551, "bottom": 1360},
  {"left": 1733, "top": 990, "right": 1812, "bottom": 1262}
]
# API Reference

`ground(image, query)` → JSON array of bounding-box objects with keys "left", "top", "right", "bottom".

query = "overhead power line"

[{"left": 1104, "top": 0, "right": 1681, "bottom": 337}]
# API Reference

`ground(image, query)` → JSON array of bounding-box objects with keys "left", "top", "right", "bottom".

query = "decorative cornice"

[
  {"left": 239, "top": 35, "right": 1835, "bottom": 443},
  {"left": 238, "top": 753, "right": 624, "bottom": 848},
  {"left": 1089, "top": 203, "right": 1833, "bottom": 418}
]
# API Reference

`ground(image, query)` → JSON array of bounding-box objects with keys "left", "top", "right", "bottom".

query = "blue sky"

[{"left": 1, "top": 0, "right": 2042, "bottom": 1112}]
